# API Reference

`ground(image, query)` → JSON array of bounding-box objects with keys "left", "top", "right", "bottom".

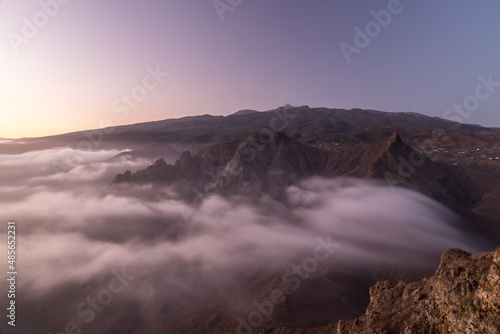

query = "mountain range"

[
  {"left": 4, "top": 105, "right": 500, "bottom": 333},
  {"left": 6, "top": 105, "right": 499, "bottom": 149},
  {"left": 105, "top": 106, "right": 500, "bottom": 332},
  {"left": 111, "top": 127, "right": 500, "bottom": 243}
]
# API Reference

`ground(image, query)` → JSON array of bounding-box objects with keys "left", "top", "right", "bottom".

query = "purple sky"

[{"left": 1, "top": 0, "right": 500, "bottom": 138}]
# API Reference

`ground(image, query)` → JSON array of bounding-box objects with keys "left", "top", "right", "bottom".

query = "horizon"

[
  {"left": 3, "top": 105, "right": 499, "bottom": 140},
  {"left": 1, "top": 1, "right": 500, "bottom": 138}
]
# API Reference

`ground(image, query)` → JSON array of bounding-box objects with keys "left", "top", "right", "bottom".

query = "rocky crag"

[
  {"left": 111, "top": 132, "right": 499, "bottom": 241},
  {"left": 111, "top": 132, "right": 466, "bottom": 202},
  {"left": 331, "top": 248, "right": 500, "bottom": 334}
]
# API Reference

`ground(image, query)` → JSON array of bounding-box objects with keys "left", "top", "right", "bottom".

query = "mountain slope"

[
  {"left": 110, "top": 132, "right": 465, "bottom": 201},
  {"left": 17, "top": 106, "right": 499, "bottom": 147},
  {"left": 111, "top": 132, "right": 500, "bottom": 241}
]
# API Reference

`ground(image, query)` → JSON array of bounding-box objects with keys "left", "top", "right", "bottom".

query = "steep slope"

[
  {"left": 111, "top": 139, "right": 242, "bottom": 186},
  {"left": 222, "top": 132, "right": 331, "bottom": 196},
  {"left": 326, "top": 133, "right": 472, "bottom": 209},
  {"left": 109, "top": 132, "right": 426, "bottom": 190},
  {"left": 112, "top": 134, "right": 463, "bottom": 203},
  {"left": 331, "top": 248, "right": 500, "bottom": 334},
  {"left": 111, "top": 132, "right": 500, "bottom": 241}
]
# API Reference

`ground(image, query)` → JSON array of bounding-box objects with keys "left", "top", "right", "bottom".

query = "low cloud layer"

[{"left": 0, "top": 146, "right": 486, "bottom": 333}]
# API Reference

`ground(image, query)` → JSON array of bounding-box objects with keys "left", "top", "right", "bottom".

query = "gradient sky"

[{"left": 1, "top": 0, "right": 500, "bottom": 138}]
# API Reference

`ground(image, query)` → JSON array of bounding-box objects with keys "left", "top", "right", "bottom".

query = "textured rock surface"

[
  {"left": 111, "top": 132, "right": 499, "bottom": 240},
  {"left": 330, "top": 248, "right": 500, "bottom": 334},
  {"left": 111, "top": 132, "right": 469, "bottom": 205}
]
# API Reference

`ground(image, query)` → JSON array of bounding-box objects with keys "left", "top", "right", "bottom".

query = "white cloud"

[{"left": 0, "top": 147, "right": 485, "bottom": 333}]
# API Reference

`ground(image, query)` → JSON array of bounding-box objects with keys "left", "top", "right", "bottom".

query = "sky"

[{"left": 0, "top": 0, "right": 500, "bottom": 138}]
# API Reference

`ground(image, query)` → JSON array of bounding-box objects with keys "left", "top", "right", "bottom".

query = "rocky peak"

[
  {"left": 388, "top": 131, "right": 402, "bottom": 144},
  {"left": 175, "top": 151, "right": 197, "bottom": 176},
  {"left": 437, "top": 248, "right": 473, "bottom": 273},
  {"left": 110, "top": 132, "right": 473, "bottom": 210},
  {"left": 270, "top": 131, "right": 297, "bottom": 146},
  {"left": 375, "top": 131, "right": 408, "bottom": 158},
  {"left": 334, "top": 247, "right": 500, "bottom": 333},
  {"left": 111, "top": 170, "right": 132, "bottom": 185},
  {"left": 151, "top": 158, "right": 167, "bottom": 170}
]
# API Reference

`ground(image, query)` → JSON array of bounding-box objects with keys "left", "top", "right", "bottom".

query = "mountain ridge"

[
  {"left": 111, "top": 131, "right": 500, "bottom": 241},
  {"left": 14, "top": 106, "right": 499, "bottom": 144}
]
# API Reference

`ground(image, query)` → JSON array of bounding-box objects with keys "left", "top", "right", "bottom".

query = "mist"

[{"left": 0, "top": 146, "right": 485, "bottom": 333}]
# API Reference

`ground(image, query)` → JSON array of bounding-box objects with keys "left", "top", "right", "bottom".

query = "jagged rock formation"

[
  {"left": 107, "top": 132, "right": 500, "bottom": 333},
  {"left": 111, "top": 132, "right": 464, "bottom": 200},
  {"left": 323, "top": 132, "right": 471, "bottom": 209},
  {"left": 110, "top": 132, "right": 497, "bottom": 238},
  {"left": 332, "top": 248, "right": 500, "bottom": 334},
  {"left": 111, "top": 138, "right": 242, "bottom": 187}
]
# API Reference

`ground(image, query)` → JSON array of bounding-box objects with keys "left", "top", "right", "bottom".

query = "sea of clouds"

[{"left": 0, "top": 146, "right": 485, "bottom": 333}]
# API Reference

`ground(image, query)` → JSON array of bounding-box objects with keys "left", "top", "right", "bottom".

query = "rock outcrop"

[
  {"left": 112, "top": 132, "right": 458, "bottom": 194},
  {"left": 111, "top": 132, "right": 479, "bottom": 225},
  {"left": 333, "top": 248, "right": 500, "bottom": 334}
]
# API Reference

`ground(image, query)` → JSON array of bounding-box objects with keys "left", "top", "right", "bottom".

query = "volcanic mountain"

[
  {"left": 7, "top": 106, "right": 499, "bottom": 334},
  {"left": 6, "top": 106, "right": 498, "bottom": 153}
]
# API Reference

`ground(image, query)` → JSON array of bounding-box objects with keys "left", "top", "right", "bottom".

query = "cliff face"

[
  {"left": 110, "top": 139, "right": 242, "bottom": 186},
  {"left": 106, "top": 132, "right": 500, "bottom": 333},
  {"left": 111, "top": 132, "right": 497, "bottom": 237},
  {"left": 110, "top": 132, "right": 331, "bottom": 197},
  {"left": 334, "top": 248, "right": 500, "bottom": 334},
  {"left": 111, "top": 132, "right": 469, "bottom": 204}
]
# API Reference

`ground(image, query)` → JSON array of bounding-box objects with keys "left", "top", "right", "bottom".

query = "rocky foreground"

[
  {"left": 266, "top": 248, "right": 500, "bottom": 334},
  {"left": 292, "top": 248, "right": 500, "bottom": 334}
]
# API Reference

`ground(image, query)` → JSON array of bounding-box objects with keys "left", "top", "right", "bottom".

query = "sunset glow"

[{"left": 1, "top": 0, "right": 499, "bottom": 138}]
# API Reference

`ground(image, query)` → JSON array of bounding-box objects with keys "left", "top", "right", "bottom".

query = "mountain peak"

[
  {"left": 280, "top": 104, "right": 296, "bottom": 110},
  {"left": 388, "top": 131, "right": 402, "bottom": 144},
  {"left": 230, "top": 109, "right": 259, "bottom": 116},
  {"left": 109, "top": 130, "right": 478, "bottom": 222},
  {"left": 377, "top": 131, "right": 410, "bottom": 157},
  {"left": 382, "top": 131, "right": 407, "bottom": 154},
  {"left": 271, "top": 131, "right": 291, "bottom": 142}
]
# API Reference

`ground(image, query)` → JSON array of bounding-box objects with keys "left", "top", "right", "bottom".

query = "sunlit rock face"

[{"left": 332, "top": 248, "right": 500, "bottom": 334}]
